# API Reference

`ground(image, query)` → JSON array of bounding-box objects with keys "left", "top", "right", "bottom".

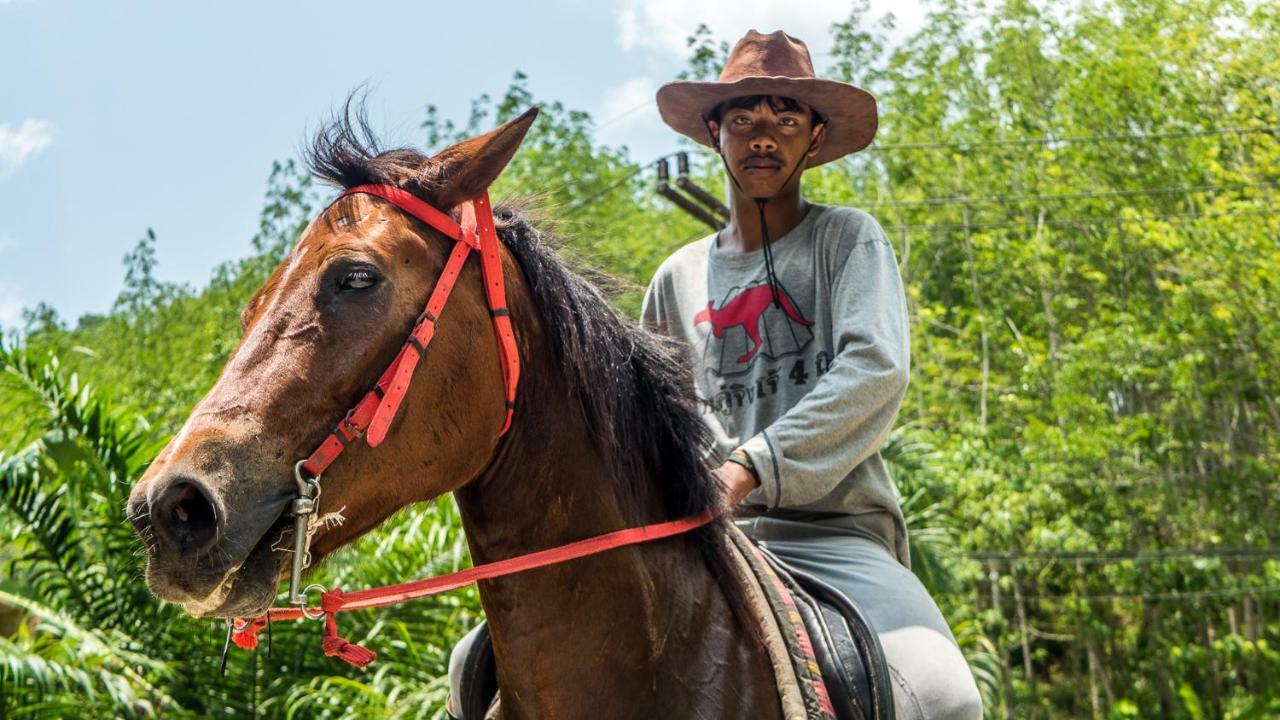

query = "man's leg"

[{"left": 739, "top": 516, "right": 983, "bottom": 720}]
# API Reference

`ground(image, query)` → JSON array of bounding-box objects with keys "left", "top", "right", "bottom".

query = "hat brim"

[{"left": 655, "top": 77, "right": 878, "bottom": 167}]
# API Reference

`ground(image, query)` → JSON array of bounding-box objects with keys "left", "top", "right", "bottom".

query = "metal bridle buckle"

[
  {"left": 298, "top": 583, "right": 328, "bottom": 620},
  {"left": 288, "top": 460, "right": 322, "bottom": 606}
]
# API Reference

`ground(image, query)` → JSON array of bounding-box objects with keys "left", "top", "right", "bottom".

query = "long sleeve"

[{"left": 740, "top": 229, "right": 911, "bottom": 508}]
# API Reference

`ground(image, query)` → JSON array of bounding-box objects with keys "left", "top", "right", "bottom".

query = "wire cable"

[
  {"left": 885, "top": 206, "right": 1280, "bottom": 233},
  {"left": 969, "top": 547, "right": 1280, "bottom": 563},
  {"left": 863, "top": 124, "right": 1279, "bottom": 152},
  {"left": 862, "top": 181, "right": 1280, "bottom": 210}
]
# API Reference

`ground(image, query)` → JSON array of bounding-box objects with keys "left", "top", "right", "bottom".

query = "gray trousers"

[
  {"left": 739, "top": 514, "right": 983, "bottom": 720},
  {"left": 448, "top": 515, "right": 982, "bottom": 719}
]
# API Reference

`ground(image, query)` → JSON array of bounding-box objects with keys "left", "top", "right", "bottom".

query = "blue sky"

[{"left": 0, "top": 0, "right": 923, "bottom": 328}]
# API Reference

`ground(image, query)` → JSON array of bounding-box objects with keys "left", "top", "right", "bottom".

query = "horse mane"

[{"left": 302, "top": 100, "right": 743, "bottom": 603}]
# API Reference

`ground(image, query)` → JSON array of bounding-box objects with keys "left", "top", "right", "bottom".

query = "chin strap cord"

[
  {"left": 755, "top": 198, "right": 782, "bottom": 309},
  {"left": 231, "top": 590, "right": 376, "bottom": 667}
]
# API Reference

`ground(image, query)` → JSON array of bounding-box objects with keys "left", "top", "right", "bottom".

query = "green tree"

[{"left": 4, "top": 2, "right": 1279, "bottom": 716}]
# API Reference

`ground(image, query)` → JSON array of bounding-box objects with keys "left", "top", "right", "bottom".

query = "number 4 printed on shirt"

[{"left": 789, "top": 359, "right": 810, "bottom": 385}]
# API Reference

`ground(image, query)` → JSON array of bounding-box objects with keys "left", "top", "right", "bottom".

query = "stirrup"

[{"left": 452, "top": 622, "right": 498, "bottom": 720}]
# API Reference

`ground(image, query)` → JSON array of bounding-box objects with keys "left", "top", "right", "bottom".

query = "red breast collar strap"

[{"left": 299, "top": 185, "right": 520, "bottom": 478}]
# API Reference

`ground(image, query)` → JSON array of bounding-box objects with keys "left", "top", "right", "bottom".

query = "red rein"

[
  {"left": 229, "top": 185, "right": 715, "bottom": 668},
  {"left": 232, "top": 510, "right": 717, "bottom": 667}
]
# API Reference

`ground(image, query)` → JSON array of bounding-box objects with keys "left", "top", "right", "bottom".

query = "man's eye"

[
  {"left": 780, "top": 117, "right": 797, "bottom": 126},
  {"left": 733, "top": 116, "right": 751, "bottom": 125},
  {"left": 340, "top": 269, "right": 378, "bottom": 291}
]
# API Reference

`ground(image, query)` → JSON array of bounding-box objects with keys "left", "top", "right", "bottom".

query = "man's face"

[{"left": 707, "top": 97, "right": 825, "bottom": 200}]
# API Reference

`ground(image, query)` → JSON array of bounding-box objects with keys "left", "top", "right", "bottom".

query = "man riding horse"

[
  {"left": 445, "top": 29, "right": 982, "bottom": 720},
  {"left": 120, "top": 20, "right": 981, "bottom": 719},
  {"left": 639, "top": 30, "right": 983, "bottom": 720}
]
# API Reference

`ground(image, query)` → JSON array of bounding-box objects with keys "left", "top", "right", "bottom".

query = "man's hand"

[{"left": 715, "top": 459, "right": 760, "bottom": 507}]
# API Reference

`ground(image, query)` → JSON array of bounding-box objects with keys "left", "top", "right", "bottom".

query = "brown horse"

[{"left": 126, "top": 105, "right": 782, "bottom": 718}]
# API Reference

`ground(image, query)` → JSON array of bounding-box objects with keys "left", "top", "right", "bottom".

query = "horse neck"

[{"left": 452, "top": 321, "right": 778, "bottom": 719}]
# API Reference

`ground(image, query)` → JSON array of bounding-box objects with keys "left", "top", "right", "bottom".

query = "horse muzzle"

[{"left": 129, "top": 457, "right": 295, "bottom": 617}]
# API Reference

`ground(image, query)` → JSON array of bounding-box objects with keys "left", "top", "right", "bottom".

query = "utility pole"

[{"left": 656, "top": 152, "right": 728, "bottom": 231}]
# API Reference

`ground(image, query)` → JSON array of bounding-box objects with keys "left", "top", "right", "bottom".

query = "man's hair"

[{"left": 706, "top": 95, "right": 827, "bottom": 127}]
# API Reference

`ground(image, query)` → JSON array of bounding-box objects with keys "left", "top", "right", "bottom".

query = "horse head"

[{"left": 126, "top": 107, "right": 539, "bottom": 619}]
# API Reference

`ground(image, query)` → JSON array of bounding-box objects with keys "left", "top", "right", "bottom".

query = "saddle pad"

[{"left": 725, "top": 524, "right": 838, "bottom": 720}]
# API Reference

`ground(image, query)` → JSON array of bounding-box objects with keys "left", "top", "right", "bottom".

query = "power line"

[
  {"left": 970, "top": 547, "right": 1280, "bottom": 564},
  {"left": 595, "top": 99, "right": 653, "bottom": 130},
  {"left": 549, "top": 134, "right": 1278, "bottom": 221},
  {"left": 885, "top": 207, "right": 1280, "bottom": 233},
  {"left": 561, "top": 156, "right": 676, "bottom": 216},
  {"left": 863, "top": 125, "right": 1279, "bottom": 152},
  {"left": 1019, "top": 584, "right": 1280, "bottom": 603},
  {"left": 863, "top": 181, "right": 1279, "bottom": 210},
  {"left": 544, "top": 123, "right": 1276, "bottom": 210}
]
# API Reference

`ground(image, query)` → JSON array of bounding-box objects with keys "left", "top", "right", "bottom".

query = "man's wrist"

[{"left": 726, "top": 449, "right": 760, "bottom": 487}]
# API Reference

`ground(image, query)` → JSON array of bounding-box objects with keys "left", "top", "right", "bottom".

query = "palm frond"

[
  {"left": 949, "top": 618, "right": 1005, "bottom": 717},
  {"left": 0, "top": 589, "right": 178, "bottom": 717},
  {"left": 0, "top": 343, "right": 161, "bottom": 630}
]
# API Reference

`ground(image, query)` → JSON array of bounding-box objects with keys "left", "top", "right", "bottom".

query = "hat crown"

[{"left": 719, "top": 30, "right": 816, "bottom": 83}]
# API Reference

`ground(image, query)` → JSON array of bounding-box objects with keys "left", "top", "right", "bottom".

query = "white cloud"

[
  {"left": 614, "top": 0, "right": 927, "bottom": 65},
  {"left": 0, "top": 119, "right": 53, "bottom": 180},
  {"left": 616, "top": 0, "right": 854, "bottom": 59}
]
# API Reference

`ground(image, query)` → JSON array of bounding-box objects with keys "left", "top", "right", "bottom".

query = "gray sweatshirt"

[{"left": 641, "top": 203, "right": 911, "bottom": 566}]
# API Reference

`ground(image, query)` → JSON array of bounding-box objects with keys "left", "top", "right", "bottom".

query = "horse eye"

[{"left": 340, "top": 269, "right": 379, "bottom": 291}]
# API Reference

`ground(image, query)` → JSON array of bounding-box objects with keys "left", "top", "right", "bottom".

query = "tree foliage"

[{"left": 2, "top": 1, "right": 1277, "bottom": 717}]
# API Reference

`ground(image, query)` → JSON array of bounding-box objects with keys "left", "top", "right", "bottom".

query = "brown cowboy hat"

[{"left": 656, "top": 29, "right": 877, "bottom": 167}]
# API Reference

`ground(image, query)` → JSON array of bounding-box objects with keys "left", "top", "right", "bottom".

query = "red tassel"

[
  {"left": 231, "top": 618, "right": 266, "bottom": 650},
  {"left": 321, "top": 611, "right": 376, "bottom": 668}
]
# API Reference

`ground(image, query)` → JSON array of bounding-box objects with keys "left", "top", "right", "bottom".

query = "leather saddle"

[
  {"left": 451, "top": 548, "right": 895, "bottom": 720},
  {"left": 753, "top": 542, "right": 895, "bottom": 720}
]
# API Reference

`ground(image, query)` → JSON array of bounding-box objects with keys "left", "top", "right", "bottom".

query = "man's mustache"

[{"left": 741, "top": 154, "right": 782, "bottom": 168}]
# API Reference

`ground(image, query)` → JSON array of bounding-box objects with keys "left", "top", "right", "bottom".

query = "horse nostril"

[{"left": 153, "top": 479, "right": 221, "bottom": 556}]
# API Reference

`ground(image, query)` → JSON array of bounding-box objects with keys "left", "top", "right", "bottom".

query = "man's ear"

[
  {"left": 427, "top": 106, "right": 540, "bottom": 208},
  {"left": 702, "top": 116, "right": 723, "bottom": 152},
  {"left": 806, "top": 122, "right": 827, "bottom": 158}
]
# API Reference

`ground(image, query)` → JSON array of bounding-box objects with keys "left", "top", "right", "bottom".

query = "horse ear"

[{"left": 429, "top": 106, "right": 540, "bottom": 208}]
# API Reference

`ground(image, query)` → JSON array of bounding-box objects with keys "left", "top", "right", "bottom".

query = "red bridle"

[
  {"left": 228, "top": 184, "right": 715, "bottom": 668},
  {"left": 301, "top": 184, "right": 520, "bottom": 479}
]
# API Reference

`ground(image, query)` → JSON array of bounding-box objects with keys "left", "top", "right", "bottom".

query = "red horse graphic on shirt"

[{"left": 695, "top": 283, "right": 814, "bottom": 365}]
